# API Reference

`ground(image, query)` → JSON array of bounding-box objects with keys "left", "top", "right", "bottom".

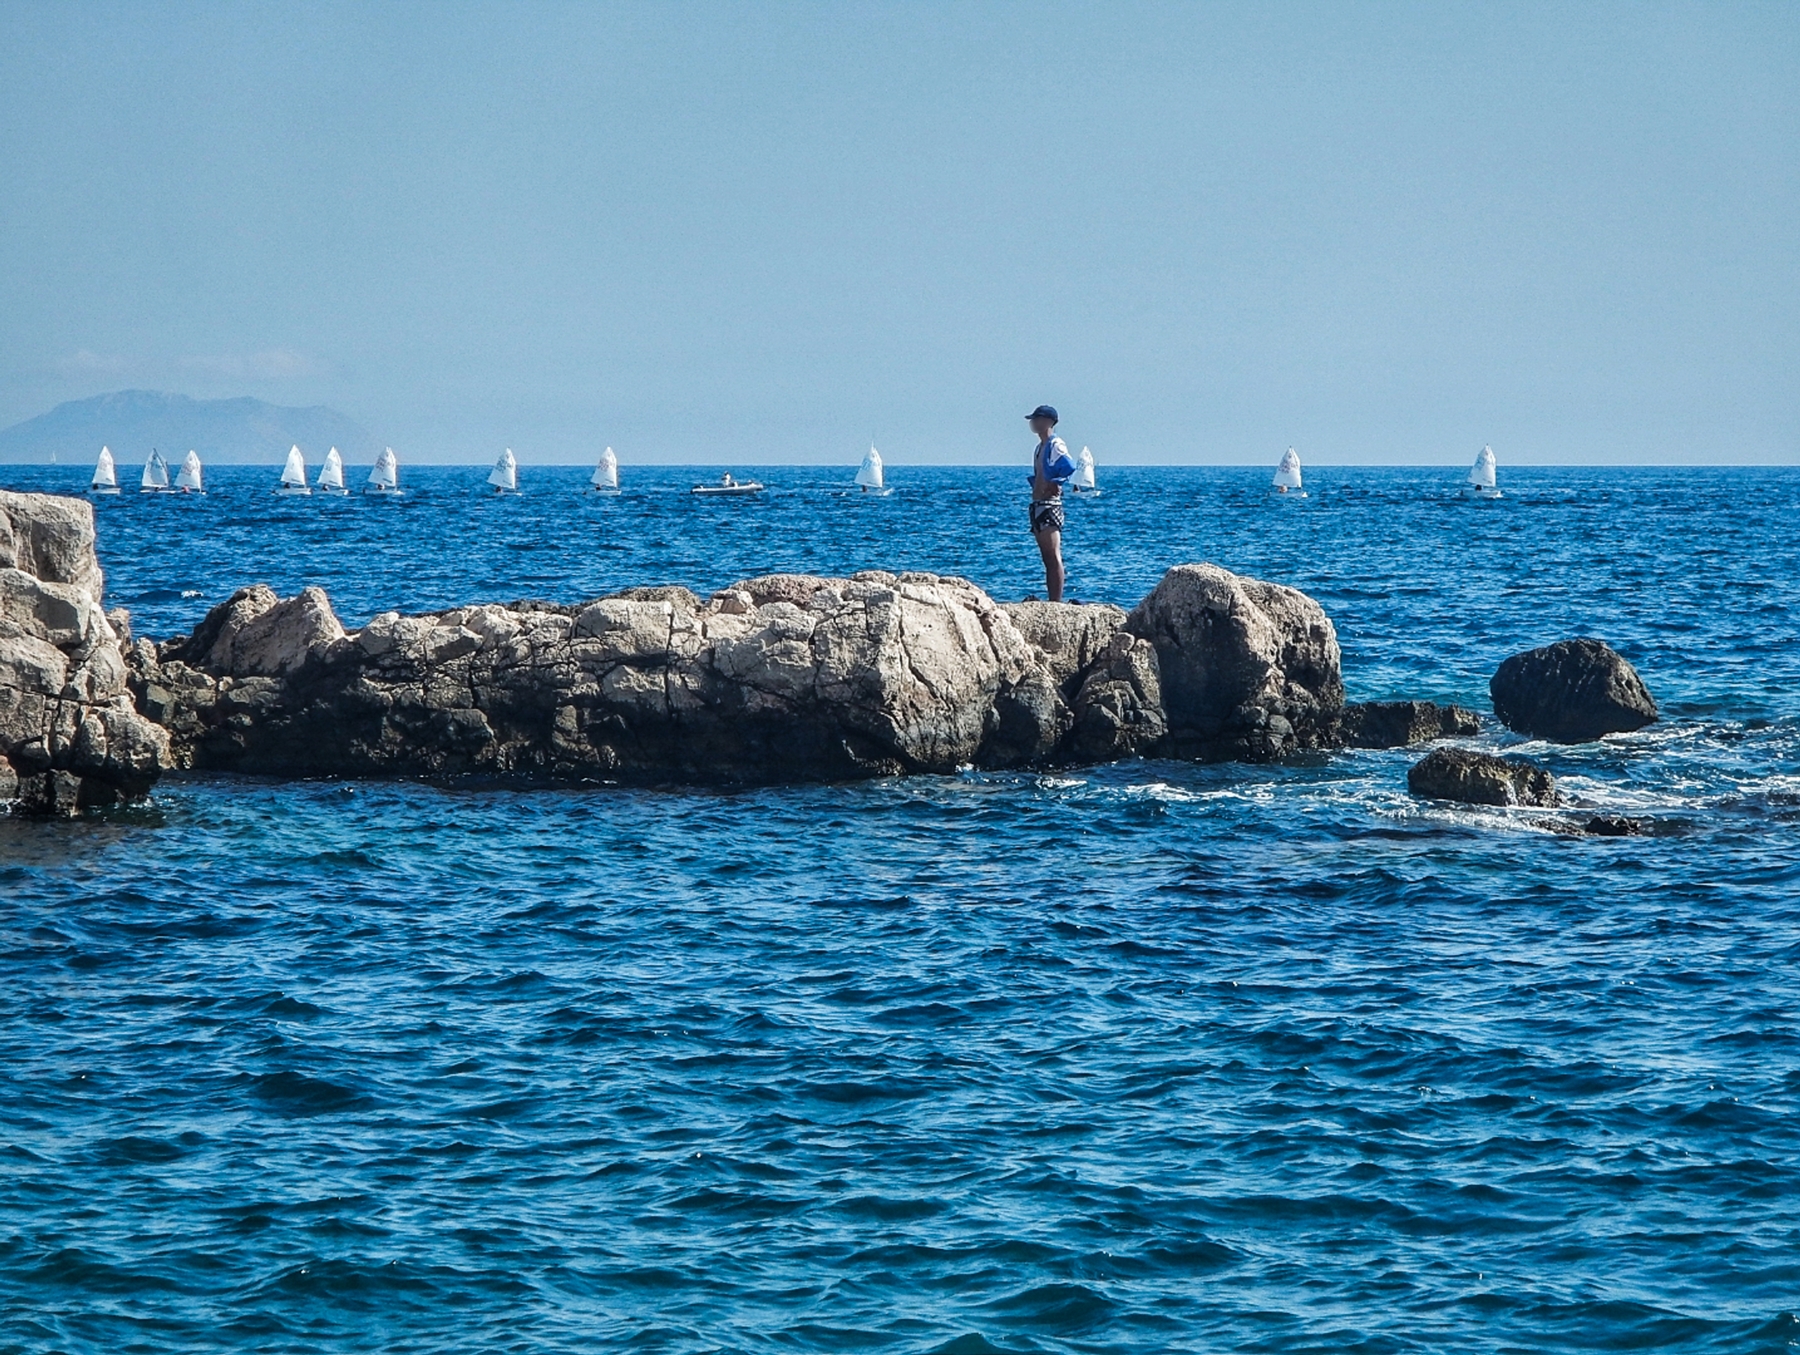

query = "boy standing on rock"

[{"left": 1026, "top": 404, "right": 1076, "bottom": 602}]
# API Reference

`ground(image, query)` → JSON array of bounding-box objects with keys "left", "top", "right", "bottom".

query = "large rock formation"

[
  {"left": 132, "top": 571, "right": 1174, "bottom": 785},
  {"left": 129, "top": 563, "right": 1345, "bottom": 786},
  {"left": 0, "top": 491, "right": 170, "bottom": 815},
  {"left": 1124, "top": 563, "right": 1343, "bottom": 760},
  {"left": 1490, "top": 639, "right": 1658, "bottom": 743},
  {"left": 1407, "top": 747, "right": 1559, "bottom": 807}
]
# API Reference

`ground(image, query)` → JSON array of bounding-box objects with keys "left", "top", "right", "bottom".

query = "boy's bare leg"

[{"left": 1035, "top": 526, "right": 1064, "bottom": 603}]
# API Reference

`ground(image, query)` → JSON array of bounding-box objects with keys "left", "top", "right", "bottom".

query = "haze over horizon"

[{"left": 1, "top": 2, "right": 1794, "bottom": 466}]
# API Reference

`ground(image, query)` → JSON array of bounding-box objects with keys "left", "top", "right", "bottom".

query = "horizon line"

[{"left": 6, "top": 457, "right": 1798, "bottom": 470}]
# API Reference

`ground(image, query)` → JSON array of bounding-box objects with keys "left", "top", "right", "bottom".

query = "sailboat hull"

[
  {"left": 89, "top": 487, "right": 120, "bottom": 496},
  {"left": 276, "top": 486, "right": 312, "bottom": 496}
]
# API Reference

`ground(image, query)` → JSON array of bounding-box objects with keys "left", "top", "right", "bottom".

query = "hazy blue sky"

[{"left": 1, "top": 2, "right": 1794, "bottom": 463}]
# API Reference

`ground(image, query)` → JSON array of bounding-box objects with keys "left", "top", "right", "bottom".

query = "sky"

[{"left": 0, "top": 1, "right": 1795, "bottom": 465}]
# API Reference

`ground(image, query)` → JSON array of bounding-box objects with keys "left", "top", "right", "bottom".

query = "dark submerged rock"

[
  {"left": 1331, "top": 700, "right": 1481, "bottom": 748},
  {"left": 1407, "top": 746, "right": 1559, "bottom": 807},
  {"left": 1580, "top": 814, "right": 1653, "bottom": 837},
  {"left": 1490, "top": 639, "right": 1657, "bottom": 743}
]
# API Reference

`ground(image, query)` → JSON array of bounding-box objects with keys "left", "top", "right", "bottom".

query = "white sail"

[
  {"left": 855, "top": 445, "right": 884, "bottom": 490},
  {"left": 317, "top": 447, "right": 345, "bottom": 491},
  {"left": 367, "top": 447, "right": 399, "bottom": 491},
  {"left": 1469, "top": 445, "right": 1498, "bottom": 490},
  {"left": 1273, "top": 447, "right": 1303, "bottom": 490},
  {"left": 91, "top": 446, "right": 117, "bottom": 490},
  {"left": 488, "top": 448, "right": 518, "bottom": 492},
  {"left": 591, "top": 446, "right": 619, "bottom": 490},
  {"left": 280, "top": 445, "right": 308, "bottom": 488},
  {"left": 1072, "top": 445, "right": 1097, "bottom": 491},
  {"left": 141, "top": 450, "right": 169, "bottom": 490},
  {"left": 175, "top": 450, "right": 204, "bottom": 492}
]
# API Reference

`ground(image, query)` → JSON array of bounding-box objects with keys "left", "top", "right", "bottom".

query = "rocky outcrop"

[
  {"left": 1490, "top": 639, "right": 1657, "bottom": 743},
  {"left": 1124, "top": 563, "right": 1343, "bottom": 760},
  {"left": 131, "top": 571, "right": 1181, "bottom": 785},
  {"left": 127, "top": 563, "right": 1344, "bottom": 785},
  {"left": 1406, "top": 747, "right": 1559, "bottom": 807},
  {"left": 159, "top": 583, "right": 346, "bottom": 678},
  {"left": 998, "top": 601, "right": 1166, "bottom": 763},
  {"left": 1, "top": 491, "right": 170, "bottom": 815}
]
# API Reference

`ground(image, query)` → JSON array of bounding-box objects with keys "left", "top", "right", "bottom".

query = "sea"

[{"left": 2, "top": 462, "right": 1797, "bottom": 1354}]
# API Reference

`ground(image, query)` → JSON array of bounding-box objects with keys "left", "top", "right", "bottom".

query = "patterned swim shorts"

[{"left": 1029, "top": 499, "right": 1065, "bottom": 535}]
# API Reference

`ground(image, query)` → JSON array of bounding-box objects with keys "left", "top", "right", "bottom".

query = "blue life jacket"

[{"left": 1030, "top": 437, "right": 1075, "bottom": 486}]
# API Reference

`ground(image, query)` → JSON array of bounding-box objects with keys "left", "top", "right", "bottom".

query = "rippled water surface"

[{"left": 2, "top": 463, "right": 1798, "bottom": 1353}]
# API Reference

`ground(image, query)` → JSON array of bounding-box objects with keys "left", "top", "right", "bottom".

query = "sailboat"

[
  {"left": 488, "top": 448, "right": 520, "bottom": 495},
  {"left": 316, "top": 447, "right": 348, "bottom": 495},
  {"left": 174, "top": 450, "right": 205, "bottom": 494},
  {"left": 140, "top": 449, "right": 171, "bottom": 493},
  {"left": 1070, "top": 445, "right": 1099, "bottom": 496},
  {"left": 1464, "top": 445, "right": 1502, "bottom": 499},
  {"left": 1273, "top": 447, "right": 1306, "bottom": 497},
  {"left": 89, "top": 446, "right": 120, "bottom": 495},
  {"left": 590, "top": 446, "right": 620, "bottom": 494},
  {"left": 854, "top": 445, "right": 888, "bottom": 495},
  {"left": 277, "top": 445, "right": 311, "bottom": 495},
  {"left": 365, "top": 447, "right": 401, "bottom": 496}
]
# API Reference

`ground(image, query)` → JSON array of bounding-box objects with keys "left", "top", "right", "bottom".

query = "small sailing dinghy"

[
  {"left": 90, "top": 446, "right": 120, "bottom": 495},
  {"left": 488, "top": 448, "right": 520, "bottom": 495},
  {"left": 590, "top": 447, "right": 620, "bottom": 493},
  {"left": 1464, "top": 445, "right": 1502, "bottom": 499},
  {"left": 692, "top": 472, "right": 764, "bottom": 497},
  {"left": 365, "top": 447, "right": 402, "bottom": 496},
  {"left": 316, "top": 447, "right": 348, "bottom": 495},
  {"left": 855, "top": 445, "right": 888, "bottom": 495},
  {"left": 277, "top": 445, "right": 311, "bottom": 495},
  {"left": 1070, "top": 445, "right": 1099, "bottom": 496},
  {"left": 140, "top": 449, "right": 171, "bottom": 493},
  {"left": 174, "top": 450, "right": 205, "bottom": 493},
  {"left": 1273, "top": 447, "right": 1306, "bottom": 497}
]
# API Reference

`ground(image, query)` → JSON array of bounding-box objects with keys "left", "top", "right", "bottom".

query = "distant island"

[{"left": 0, "top": 390, "right": 379, "bottom": 464}]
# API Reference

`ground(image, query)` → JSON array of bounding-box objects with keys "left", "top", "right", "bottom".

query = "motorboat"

[{"left": 692, "top": 473, "right": 764, "bottom": 496}]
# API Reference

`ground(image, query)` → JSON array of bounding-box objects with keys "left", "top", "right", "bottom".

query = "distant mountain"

[{"left": 0, "top": 390, "right": 380, "bottom": 464}]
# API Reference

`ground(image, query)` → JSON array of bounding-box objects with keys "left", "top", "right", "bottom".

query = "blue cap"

[{"left": 1026, "top": 405, "right": 1058, "bottom": 422}]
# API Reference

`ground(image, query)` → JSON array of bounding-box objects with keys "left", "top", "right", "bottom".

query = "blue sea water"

[{"left": 2, "top": 462, "right": 1798, "bottom": 1354}]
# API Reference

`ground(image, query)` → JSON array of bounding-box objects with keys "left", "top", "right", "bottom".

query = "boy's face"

[{"left": 1029, "top": 416, "right": 1056, "bottom": 440}]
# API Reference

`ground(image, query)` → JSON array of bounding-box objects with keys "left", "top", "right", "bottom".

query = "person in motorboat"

[
  {"left": 721, "top": 473, "right": 734, "bottom": 487},
  {"left": 1025, "top": 404, "right": 1075, "bottom": 602}
]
